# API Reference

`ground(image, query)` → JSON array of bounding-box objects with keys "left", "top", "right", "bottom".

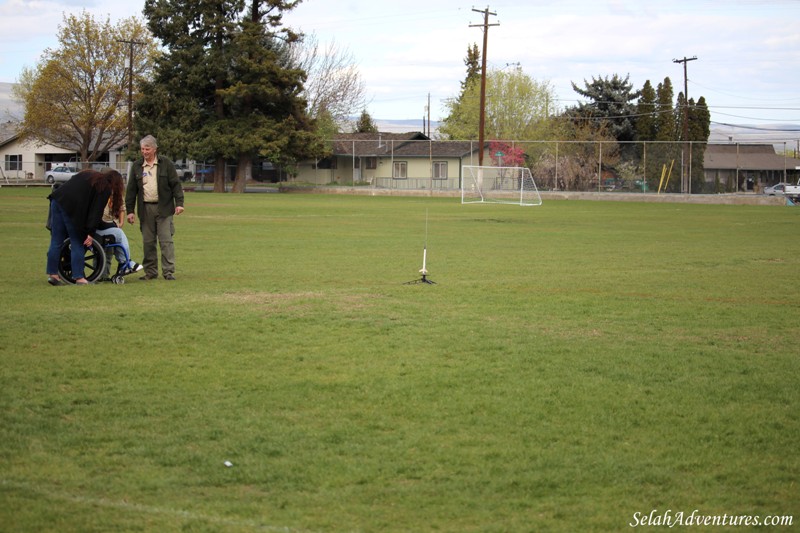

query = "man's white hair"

[{"left": 140, "top": 135, "right": 158, "bottom": 149}]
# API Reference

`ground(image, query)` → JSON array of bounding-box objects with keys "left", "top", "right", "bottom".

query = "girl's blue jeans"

[{"left": 46, "top": 200, "right": 85, "bottom": 278}]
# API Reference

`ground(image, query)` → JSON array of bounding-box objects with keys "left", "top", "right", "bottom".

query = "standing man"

[{"left": 126, "top": 135, "right": 185, "bottom": 280}]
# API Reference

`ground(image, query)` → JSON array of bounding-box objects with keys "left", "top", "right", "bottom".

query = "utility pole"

[
  {"left": 426, "top": 92, "right": 431, "bottom": 137},
  {"left": 471, "top": 6, "right": 499, "bottom": 166},
  {"left": 117, "top": 39, "right": 145, "bottom": 150},
  {"left": 673, "top": 55, "right": 697, "bottom": 193},
  {"left": 428, "top": 92, "right": 431, "bottom": 137}
]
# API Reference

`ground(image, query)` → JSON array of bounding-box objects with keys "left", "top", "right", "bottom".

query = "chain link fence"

[
  {"left": 4, "top": 139, "right": 799, "bottom": 194},
  {"left": 301, "top": 139, "right": 800, "bottom": 195}
]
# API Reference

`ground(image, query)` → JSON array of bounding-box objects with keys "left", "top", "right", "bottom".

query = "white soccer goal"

[{"left": 461, "top": 166, "right": 542, "bottom": 206}]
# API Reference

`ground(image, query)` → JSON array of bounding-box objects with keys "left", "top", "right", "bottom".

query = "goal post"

[{"left": 461, "top": 166, "right": 542, "bottom": 206}]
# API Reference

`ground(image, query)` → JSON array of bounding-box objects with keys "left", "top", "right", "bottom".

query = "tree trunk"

[
  {"left": 213, "top": 160, "right": 226, "bottom": 193},
  {"left": 213, "top": 74, "right": 226, "bottom": 193},
  {"left": 232, "top": 154, "right": 251, "bottom": 193}
]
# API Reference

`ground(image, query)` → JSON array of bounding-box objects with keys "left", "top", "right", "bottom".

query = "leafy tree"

[
  {"left": 354, "top": 109, "right": 378, "bottom": 133},
  {"left": 313, "top": 108, "right": 339, "bottom": 155},
  {"left": 488, "top": 141, "right": 526, "bottom": 167},
  {"left": 440, "top": 66, "right": 557, "bottom": 141},
  {"left": 138, "top": 0, "right": 319, "bottom": 193},
  {"left": 555, "top": 116, "right": 619, "bottom": 191},
  {"left": 13, "top": 11, "right": 156, "bottom": 163}
]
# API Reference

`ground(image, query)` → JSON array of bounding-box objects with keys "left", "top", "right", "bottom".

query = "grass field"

[{"left": 1, "top": 187, "right": 798, "bottom": 532}]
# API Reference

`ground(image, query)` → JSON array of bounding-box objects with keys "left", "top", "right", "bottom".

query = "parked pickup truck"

[{"left": 784, "top": 179, "right": 800, "bottom": 201}]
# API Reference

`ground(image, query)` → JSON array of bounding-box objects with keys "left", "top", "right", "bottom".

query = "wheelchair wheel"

[
  {"left": 111, "top": 275, "right": 125, "bottom": 285},
  {"left": 58, "top": 237, "right": 107, "bottom": 284}
]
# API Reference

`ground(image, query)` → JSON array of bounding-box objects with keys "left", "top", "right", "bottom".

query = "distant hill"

[
  {"left": 376, "top": 118, "right": 800, "bottom": 148},
  {"left": 2, "top": 83, "right": 796, "bottom": 147},
  {"left": 374, "top": 118, "right": 433, "bottom": 134}
]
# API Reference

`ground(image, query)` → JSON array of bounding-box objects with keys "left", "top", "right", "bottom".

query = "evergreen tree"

[
  {"left": 439, "top": 43, "right": 483, "bottom": 140},
  {"left": 568, "top": 74, "right": 640, "bottom": 147},
  {"left": 635, "top": 80, "right": 657, "bottom": 142},
  {"left": 654, "top": 77, "right": 677, "bottom": 142},
  {"left": 649, "top": 77, "right": 681, "bottom": 191},
  {"left": 688, "top": 96, "right": 710, "bottom": 192},
  {"left": 461, "top": 43, "right": 481, "bottom": 94},
  {"left": 354, "top": 109, "right": 378, "bottom": 133},
  {"left": 137, "top": 0, "right": 318, "bottom": 193}
]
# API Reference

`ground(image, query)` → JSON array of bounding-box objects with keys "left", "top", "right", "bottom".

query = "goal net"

[{"left": 461, "top": 166, "right": 542, "bottom": 206}]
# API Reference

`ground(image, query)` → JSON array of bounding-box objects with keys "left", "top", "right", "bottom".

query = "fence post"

[
  {"left": 642, "top": 141, "right": 647, "bottom": 193},
  {"left": 555, "top": 141, "right": 559, "bottom": 191},
  {"left": 598, "top": 141, "right": 603, "bottom": 192}
]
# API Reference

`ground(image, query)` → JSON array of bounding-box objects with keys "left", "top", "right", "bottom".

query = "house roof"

[
  {"left": 0, "top": 121, "right": 19, "bottom": 148},
  {"left": 0, "top": 118, "right": 127, "bottom": 153},
  {"left": 332, "top": 132, "right": 481, "bottom": 159},
  {"left": 704, "top": 143, "right": 800, "bottom": 171}
]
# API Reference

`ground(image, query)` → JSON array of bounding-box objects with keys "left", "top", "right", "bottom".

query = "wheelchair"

[{"left": 58, "top": 234, "right": 132, "bottom": 285}]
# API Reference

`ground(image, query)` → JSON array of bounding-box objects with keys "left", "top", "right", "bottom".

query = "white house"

[
  {"left": 0, "top": 121, "right": 129, "bottom": 182},
  {"left": 293, "top": 132, "right": 489, "bottom": 190}
]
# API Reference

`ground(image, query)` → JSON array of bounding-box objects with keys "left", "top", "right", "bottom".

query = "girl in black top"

[{"left": 46, "top": 169, "right": 124, "bottom": 285}]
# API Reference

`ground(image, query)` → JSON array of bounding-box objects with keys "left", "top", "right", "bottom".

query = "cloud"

[
  {"left": 1, "top": 0, "right": 797, "bottom": 125},
  {"left": 0, "top": 0, "right": 142, "bottom": 81}
]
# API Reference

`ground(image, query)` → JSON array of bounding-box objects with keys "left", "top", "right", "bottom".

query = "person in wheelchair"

[
  {"left": 95, "top": 197, "right": 143, "bottom": 280},
  {"left": 46, "top": 168, "right": 124, "bottom": 285}
]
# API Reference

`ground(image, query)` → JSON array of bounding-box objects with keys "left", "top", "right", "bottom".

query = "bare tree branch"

[{"left": 290, "top": 33, "right": 368, "bottom": 128}]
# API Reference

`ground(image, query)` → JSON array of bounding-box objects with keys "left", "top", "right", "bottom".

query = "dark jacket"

[
  {"left": 125, "top": 154, "right": 184, "bottom": 223},
  {"left": 49, "top": 171, "right": 112, "bottom": 239}
]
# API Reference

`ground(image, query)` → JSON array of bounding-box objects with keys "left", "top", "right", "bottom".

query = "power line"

[
  {"left": 711, "top": 121, "right": 800, "bottom": 132},
  {"left": 688, "top": 80, "right": 800, "bottom": 102}
]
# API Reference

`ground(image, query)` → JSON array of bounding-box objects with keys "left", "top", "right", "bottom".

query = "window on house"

[
  {"left": 433, "top": 161, "right": 448, "bottom": 179},
  {"left": 365, "top": 157, "right": 377, "bottom": 169},
  {"left": 5, "top": 154, "right": 22, "bottom": 171},
  {"left": 393, "top": 161, "right": 407, "bottom": 179}
]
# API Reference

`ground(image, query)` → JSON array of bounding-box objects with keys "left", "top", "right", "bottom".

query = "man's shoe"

[
  {"left": 47, "top": 276, "right": 65, "bottom": 286},
  {"left": 139, "top": 274, "right": 157, "bottom": 281},
  {"left": 163, "top": 273, "right": 176, "bottom": 281}
]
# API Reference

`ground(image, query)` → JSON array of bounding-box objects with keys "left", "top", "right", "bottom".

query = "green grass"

[{"left": 1, "top": 188, "right": 798, "bottom": 532}]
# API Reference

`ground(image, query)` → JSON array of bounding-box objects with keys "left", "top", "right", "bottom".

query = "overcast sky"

[{"left": 1, "top": 0, "right": 798, "bottom": 133}]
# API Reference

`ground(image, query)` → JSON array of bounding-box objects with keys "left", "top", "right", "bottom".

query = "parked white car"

[
  {"left": 784, "top": 180, "right": 800, "bottom": 200},
  {"left": 45, "top": 165, "right": 77, "bottom": 184},
  {"left": 763, "top": 182, "right": 788, "bottom": 196}
]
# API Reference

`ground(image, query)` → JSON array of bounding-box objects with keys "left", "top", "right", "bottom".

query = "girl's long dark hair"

[{"left": 87, "top": 169, "right": 124, "bottom": 217}]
